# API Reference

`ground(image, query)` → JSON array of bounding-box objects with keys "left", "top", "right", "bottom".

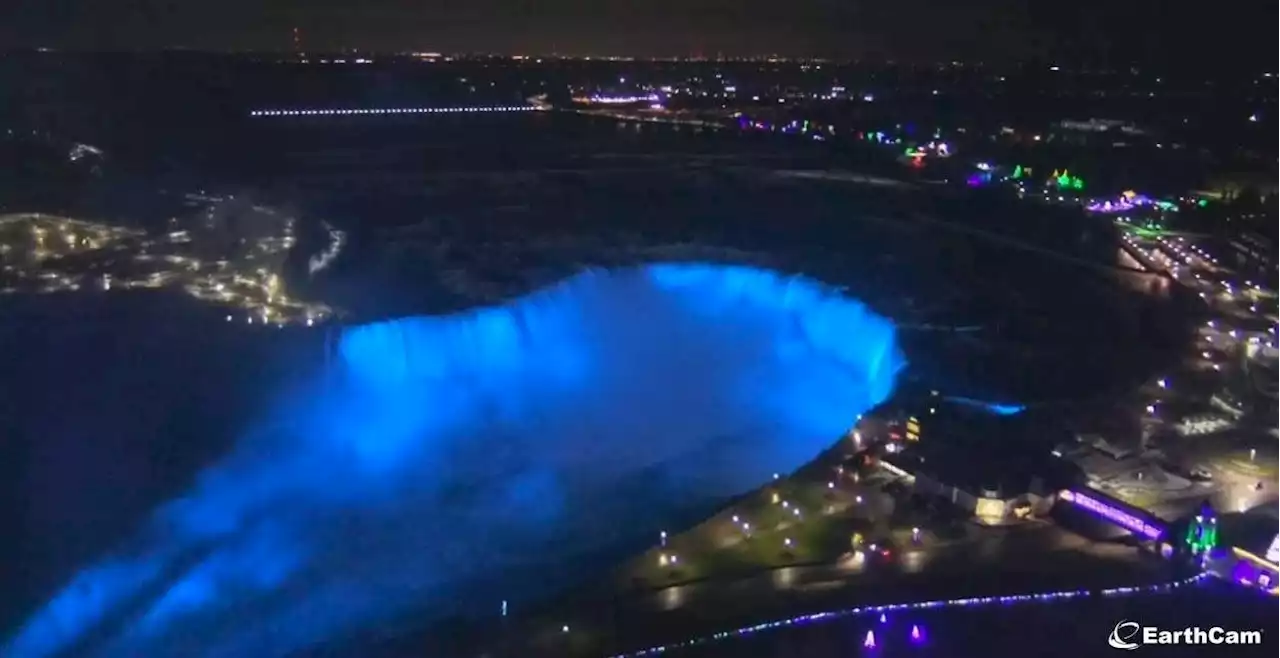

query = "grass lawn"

[{"left": 624, "top": 480, "right": 864, "bottom": 585}]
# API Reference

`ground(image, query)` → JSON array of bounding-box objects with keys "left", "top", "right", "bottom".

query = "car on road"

[
  {"left": 864, "top": 536, "right": 898, "bottom": 563},
  {"left": 1189, "top": 467, "right": 1214, "bottom": 481}
]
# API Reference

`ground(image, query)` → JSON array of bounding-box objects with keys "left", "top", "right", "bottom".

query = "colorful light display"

[
  {"left": 609, "top": 573, "right": 1210, "bottom": 657},
  {"left": 1184, "top": 509, "right": 1218, "bottom": 555},
  {"left": 1052, "top": 170, "right": 1085, "bottom": 190},
  {"left": 966, "top": 171, "right": 993, "bottom": 187},
  {"left": 1058, "top": 490, "right": 1164, "bottom": 539},
  {"left": 1086, "top": 195, "right": 1145, "bottom": 213}
]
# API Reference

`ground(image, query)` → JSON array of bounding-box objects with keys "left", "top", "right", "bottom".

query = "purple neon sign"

[{"left": 1059, "top": 490, "right": 1164, "bottom": 539}]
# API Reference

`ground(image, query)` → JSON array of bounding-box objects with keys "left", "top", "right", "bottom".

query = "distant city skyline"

[{"left": 0, "top": 0, "right": 1274, "bottom": 69}]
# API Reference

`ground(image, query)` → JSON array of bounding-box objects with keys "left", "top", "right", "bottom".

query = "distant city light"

[{"left": 250, "top": 106, "right": 539, "bottom": 117}]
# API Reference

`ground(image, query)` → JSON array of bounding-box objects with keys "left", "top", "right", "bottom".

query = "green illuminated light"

[
  {"left": 1053, "top": 172, "right": 1085, "bottom": 190},
  {"left": 1184, "top": 514, "right": 1218, "bottom": 554}
]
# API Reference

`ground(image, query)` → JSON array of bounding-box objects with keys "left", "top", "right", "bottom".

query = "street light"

[
  {"left": 1146, "top": 404, "right": 1156, "bottom": 414},
  {"left": 1250, "top": 448, "right": 1257, "bottom": 462},
  {"left": 1157, "top": 378, "right": 1167, "bottom": 388},
  {"left": 659, "top": 531, "right": 667, "bottom": 547}
]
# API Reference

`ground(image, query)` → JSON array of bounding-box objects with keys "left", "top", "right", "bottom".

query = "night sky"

[{"left": 0, "top": 0, "right": 1275, "bottom": 65}]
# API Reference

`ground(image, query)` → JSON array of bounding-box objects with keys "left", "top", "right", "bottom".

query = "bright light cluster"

[
  {"left": 0, "top": 214, "right": 141, "bottom": 292},
  {"left": 571, "top": 94, "right": 661, "bottom": 105},
  {"left": 2, "top": 263, "right": 902, "bottom": 658},
  {"left": 0, "top": 208, "right": 332, "bottom": 326},
  {"left": 608, "top": 572, "right": 1212, "bottom": 658},
  {"left": 249, "top": 106, "right": 538, "bottom": 117}
]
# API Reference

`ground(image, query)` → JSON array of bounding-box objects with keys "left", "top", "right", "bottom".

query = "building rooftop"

[
  {"left": 1220, "top": 507, "right": 1280, "bottom": 560},
  {"left": 883, "top": 408, "right": 1084, "bottom": 497}
]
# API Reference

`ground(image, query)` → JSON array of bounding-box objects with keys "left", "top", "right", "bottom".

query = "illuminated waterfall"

[{"left": 2, "top": 263, "right": 903, "bottom": 658}]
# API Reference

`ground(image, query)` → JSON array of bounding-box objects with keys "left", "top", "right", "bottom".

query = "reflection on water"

[
  {"left": 654, "top": 582, "right": 1274, "bottom": 657},
  {"left": 660, "top": 586, "right": 686, "bottom": 612},
  {"left": 900, "top": 550, "right": 926, "bottom": 574},
  {"left": 772, "top": 567, "right": 798, "bottom": 589}
]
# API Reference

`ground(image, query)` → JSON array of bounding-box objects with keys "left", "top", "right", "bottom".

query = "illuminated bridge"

[
  {"left": 1057, "top": 487, "right": 1169, "bottom": 540},
  {"left": 249, "top": 105, "right": 542, "bottom": 117}
]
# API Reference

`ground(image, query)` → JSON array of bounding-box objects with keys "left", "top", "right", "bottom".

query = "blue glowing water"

[
  {"left": 942, "top": 396, "right": 1026, "bottom": 416},
  {"left": 2, "top": 263, "right": 903, "bottom": 658}
]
